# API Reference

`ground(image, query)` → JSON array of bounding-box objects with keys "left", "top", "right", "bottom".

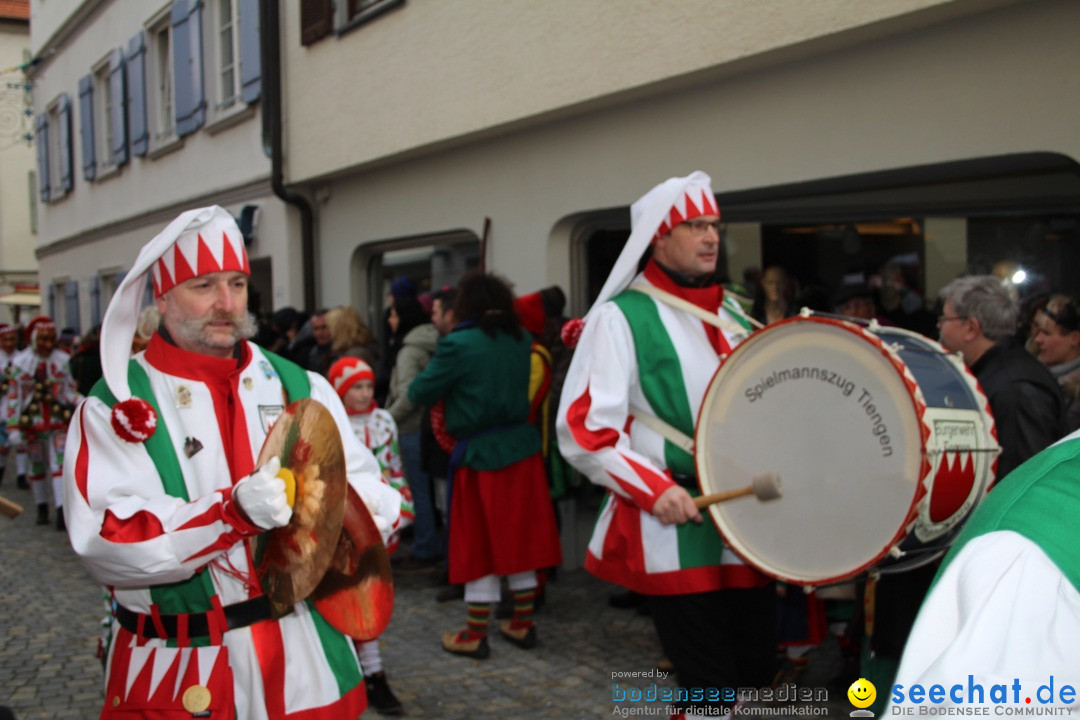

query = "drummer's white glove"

[
  {"left": 358, "top": 488, "right": 394, "bottom": 544},
  {"left": 234, "top": 457, "right": 292, "bottom": 530}
]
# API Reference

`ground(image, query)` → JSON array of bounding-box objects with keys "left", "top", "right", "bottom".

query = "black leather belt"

[
  {"left": 114, "top": 595, "right": 281, "bottom": 639},
  {"left": 671, "top": 472, "right": 698, "bottom": 490}
]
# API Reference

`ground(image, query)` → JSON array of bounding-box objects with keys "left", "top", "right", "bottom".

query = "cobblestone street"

[{"left": 1, "top": 461, "right": 850, "bottom": 718}]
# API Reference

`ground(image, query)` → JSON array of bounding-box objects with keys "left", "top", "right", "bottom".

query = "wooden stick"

[
  {"left": 694, "top": 486, "right": 755, "bottom": 509},
  {"left": 0, "top": 495, "right": 23, "bottom": 519},
  {"left": 694, "top": 472, "right": 782, "bottom": 509}
]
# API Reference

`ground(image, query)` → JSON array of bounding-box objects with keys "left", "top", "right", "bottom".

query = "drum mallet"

[
  {"left": 0, "top": 495, "right": 23, "bottom": 519},
  {"left": 694, "top": 473, "right": 781, "bottom": 509}
]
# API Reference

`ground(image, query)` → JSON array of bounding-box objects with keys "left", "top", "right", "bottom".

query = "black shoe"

[
  {"left": 441, "top": 630, "right": 490, "bottom": 659},
  {"left": 392, "top": 554, "right": 442, "bottom": 574},
  {"left": 36, "top": 503, "right": 48, "bottom": 525},
  {"left": 364, "top": 671, "right": 403, "bottom": 716},
  {"left": 435, "top": 584, "right": 464, "bottom": 603},
  {"left": 17, "top": 475, "right": 28, "bottom": 490},
  {"left": 55, "top": 507, "right": 65, "bottom": 532},
  {"left": 497, "top": 620, "right": 538, "bottom": 650}
]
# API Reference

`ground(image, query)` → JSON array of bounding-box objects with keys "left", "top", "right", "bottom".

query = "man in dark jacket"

[{"left": 938, "top": 274, "right": 1067, "bottom": 478}]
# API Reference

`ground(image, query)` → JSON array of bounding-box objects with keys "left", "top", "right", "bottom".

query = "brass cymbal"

[
  {"left": 311, "top": 485, "right": 394, "bottom": 641},
  {"left": 252, "top": 399, "right": 346, "bottom": 616}
]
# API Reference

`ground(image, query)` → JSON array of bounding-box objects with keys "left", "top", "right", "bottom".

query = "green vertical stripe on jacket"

[
  {"left": 307, "top": 601, "right": 364, "bottom": 690},
  {"left": 612, "top": 291, "right": 695, "bottom": 477},
  {"left": 89, "top": 350, "right": 315, "bottom": 625},
  {"left": 612, "top": 290, "right": 725, "bottom": 569},
  {"left": 91, "top": 363, "right": 217, "bottom": 616}
]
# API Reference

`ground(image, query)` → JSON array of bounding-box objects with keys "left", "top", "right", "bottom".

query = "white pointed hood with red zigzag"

[
  {"left": 587, "top": 171, "right": 718, "bottom": 322},
  {"left": 100, "top": 206, "right": 249, "bottom": 441}
]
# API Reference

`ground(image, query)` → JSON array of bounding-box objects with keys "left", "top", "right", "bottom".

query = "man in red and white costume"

[
  {"left": 63, "top": 206, "right": 400, "bottom": 719},
  {"left": 0, "top": 322, "right": 18, "bottom": 485},
  {"left": 5, "top": 316, "right": 78, "bottom": 527},
  {"left": 557, "top": 172, "right": 775, "bottom": 717}
]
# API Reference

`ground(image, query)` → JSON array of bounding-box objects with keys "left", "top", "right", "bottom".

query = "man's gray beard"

[{"left": 172, "top": 311, "right": 258, "bottom": 351}]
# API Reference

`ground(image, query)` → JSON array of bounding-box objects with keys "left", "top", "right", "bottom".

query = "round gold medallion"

[
  {"left": 112, "top": 696, "right": 121, "bottom": 707},
  {"left": 181, "top": 684, "right": 212, "bottom": 713}
]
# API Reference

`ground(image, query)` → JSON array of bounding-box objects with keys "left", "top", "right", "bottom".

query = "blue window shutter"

[
  {"left": 58, "top": 93, "right": 74, "bottom": 193},
  {"left": 239, "top": 0, "right": 261, "bottom": 103},
  {"left": 126, "top": 31, "right": 149, "bottom": 156},
  {"left": 78, "top": 75, "right": 96, "bottom": 180},
  {"left": 35, "top": 113, "right": 49, "bottom": 201},
  {"left": 90, "top": 276, "right": 102, "bottom": 326},
  {"left": 172, "top": 0, "right": 205, "bottom": 137},
  {"left": 109, "top": 48, "right": 128, "bottom": 167},
  {"left": 48, "top": 284, "right": 56, "bottom": 319},
  {"left": 65, "top": 280, "right": 81, "bottom": 335}
]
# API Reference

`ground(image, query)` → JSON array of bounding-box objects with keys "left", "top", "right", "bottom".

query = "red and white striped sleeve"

[
  {"left": 555, "top": 302, "right": 676, "bottom": 512},
  {"left": 62, "top": 396, "right": 260, "bottom": 588}
]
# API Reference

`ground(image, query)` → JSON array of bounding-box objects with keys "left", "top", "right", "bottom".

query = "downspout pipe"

[{"left": 261, "top": 0, "right": 317, "bottom": 313}]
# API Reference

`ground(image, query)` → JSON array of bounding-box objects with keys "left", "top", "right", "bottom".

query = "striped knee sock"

[
  {"left": 466, "top": 603, "right": 490, "bottom": 638},
  {"left": 510, "top": 589, "right": 536, "bottom": 629}
]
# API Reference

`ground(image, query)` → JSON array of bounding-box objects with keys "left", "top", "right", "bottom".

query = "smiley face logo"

[{"left": 848, "top": 678, "right": 876, "bottom": 709}]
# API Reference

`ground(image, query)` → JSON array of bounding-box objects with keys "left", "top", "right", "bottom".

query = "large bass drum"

[{"left": 695, "top": 316, "right": 999, "bottom": 586}]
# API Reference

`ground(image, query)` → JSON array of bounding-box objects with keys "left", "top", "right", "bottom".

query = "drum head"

[{"left": 696, "top": 318, "right": 925, "bottom": 585}]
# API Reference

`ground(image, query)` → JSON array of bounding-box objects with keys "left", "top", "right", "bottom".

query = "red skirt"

[{"left": 448, "top": 453, "right": 563, "bottom": 584}]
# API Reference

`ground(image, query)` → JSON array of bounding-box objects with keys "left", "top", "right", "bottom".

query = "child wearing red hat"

[{"left": 328, "top": 355, "right": 413, "bottom": 716}]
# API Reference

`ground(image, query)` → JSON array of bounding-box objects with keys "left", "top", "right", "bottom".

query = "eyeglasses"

[
  {"left": 937, "top": 315, "right": 970, "bottom": 326},
  {"left": 680, "top": 219, "right": 722, "bottom": 236}
]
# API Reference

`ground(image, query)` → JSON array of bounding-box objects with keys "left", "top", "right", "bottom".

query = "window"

[
  {"left": 80, "top": 49, "right": 128, "bottom": 179},
  {"left": 37, "top": 94, "right": 73, "bottom": 202},
  {"left": 341, "top": 0, "right": 404, "bottom": 31},
  {"left": 65, "top": 279, "right": 81, "bottom": 335},
  {"left": 94, "top": 58, "right": 115, "bottom": 173},
  {"left": 216, "top": 0, "right": 239, "bottom": 110},
  {"left": 205, "top": 0, "right": 260, "bottom": 124},
  {"left": 95, "top": 268, "right": 125, "bottom": 326},
  {"left": 301, "top": 0, "right": 403, "bottom": 45},
  {"left": 147, "top": 11, "right": 177, "bottom": 147},
  {"left": 348, "top": 0, "right": 396, "bottom": 20},
  {"left": 49, "top": 279, "right": 80, "bottom": 333}
]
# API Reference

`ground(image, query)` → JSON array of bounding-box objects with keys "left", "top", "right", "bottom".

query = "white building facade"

[
  {"left": 28, "top": 0, "right": 301, "bottom": 335},
  {"left": 274, "top": 0, "right": 1080, "bottom": 567},
  {"left": 0, "top": 1, "right": 38, "bottom": 324},
  {"left": 277, "top": 0, "right": 1080, "bottom": 323}
]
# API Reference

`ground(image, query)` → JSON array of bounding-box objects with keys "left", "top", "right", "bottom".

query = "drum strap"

[
  {"left": 629, "top": 282, "right": 764, "bottom": 335},
  {"left": 625, "top": 283, "right": 757, "bottom": 455},
  {"left": 630, "top": 406, "right": 695, "bottom": 454}
]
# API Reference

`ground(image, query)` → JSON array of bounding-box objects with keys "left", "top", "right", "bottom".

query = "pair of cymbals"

[{"left": 252, "top": 399, "right": 393, "bottom": 641}]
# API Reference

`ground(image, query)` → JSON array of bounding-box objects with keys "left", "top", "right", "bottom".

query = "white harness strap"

[
  {"left": 625, "top": 282, "right": 759, "bottom": 455},
  {"left": 630, "top": 408, "right": 695, "bottom": 454},
  {"left": 629, "top": 282, "right": 763, "bottom": 335}
]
